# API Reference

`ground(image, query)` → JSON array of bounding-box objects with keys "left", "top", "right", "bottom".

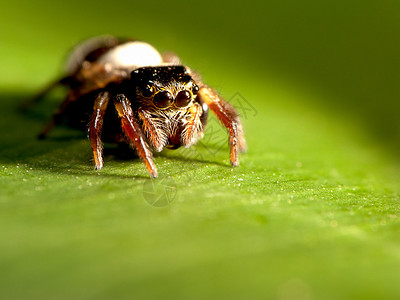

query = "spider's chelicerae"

[{"left": 34, "top": 36, "right": 246, "bottom": 178}]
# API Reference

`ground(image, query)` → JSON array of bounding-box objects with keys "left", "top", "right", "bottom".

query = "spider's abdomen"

[{"left": 64, "top": 36, "right": 163, "bottom": 74}]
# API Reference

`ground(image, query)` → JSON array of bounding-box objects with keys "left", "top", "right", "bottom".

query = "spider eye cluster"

[
  {"left": 139, "top": 85, "right": 199, "bottom": 109},
  {"left": 132, "top": 66, "right": 200, "bottom": 109}
]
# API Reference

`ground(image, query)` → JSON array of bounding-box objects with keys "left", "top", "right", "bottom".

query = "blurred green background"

[{"left": 1, "top": 0, "right": 400, "bottom": 299}]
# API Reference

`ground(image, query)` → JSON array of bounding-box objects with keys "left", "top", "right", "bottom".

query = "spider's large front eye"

[
  {"left": 175, "top": 90, "right": 192, "bottom": 108},
  {"left": 153, "top": 91, "right": 173, "bottom": 108},
  {"left": 141, "top": 85, "right": 154, "bottom": 98}
]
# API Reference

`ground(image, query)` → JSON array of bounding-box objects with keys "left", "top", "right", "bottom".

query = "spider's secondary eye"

[
  {"left": 142, "top": 85, "right": 154, "bottom": 97},
  {"left": 192, "top": 85, "right": 199, "bottom": 95},
  {"left": 153, "top": 91, "right": 173, "bottom": 108},
  {"left": 175, "top": 90, "right": 192, "bottom": 108}
]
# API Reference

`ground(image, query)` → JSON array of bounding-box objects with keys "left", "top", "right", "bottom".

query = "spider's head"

[{"left": 130, "top": 66, "right": 199, "bottom": 109}]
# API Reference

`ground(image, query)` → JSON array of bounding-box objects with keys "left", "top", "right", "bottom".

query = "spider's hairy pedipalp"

[
  {"left": 138, "top": 108, "right": 168, "bottom": 152},
  {"left": 181, "top": 102, "right": 203, "bottom": 147}
]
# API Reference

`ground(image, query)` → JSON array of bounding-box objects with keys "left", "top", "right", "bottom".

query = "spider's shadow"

[
  {"left": 157, "top": 150, "right": 227, "bottom": 168},
  {"left": 102, "top": 142, "right": 228, "bottom": 172}
]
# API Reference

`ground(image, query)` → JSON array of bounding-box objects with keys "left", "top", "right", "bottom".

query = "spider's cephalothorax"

[
  {"left": 128, "top": 66, "right": 205, "bottom": 151},
  {"left": 31, "top": 35, "right": 246, "bottom": 178}
]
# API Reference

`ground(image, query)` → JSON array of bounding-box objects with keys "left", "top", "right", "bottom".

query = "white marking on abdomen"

[{"left": 97, "top": 41, "right": 163, "bottom": 70}]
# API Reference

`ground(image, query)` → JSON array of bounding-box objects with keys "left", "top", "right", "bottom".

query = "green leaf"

[{"left": 1, "top": 1, "right": 400, "bottom": 299}]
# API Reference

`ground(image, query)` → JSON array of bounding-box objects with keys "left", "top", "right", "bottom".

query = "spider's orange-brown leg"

[
  {"left": 88, "top": 91, "right": 110, "bottom": 170},
  {"left": 197, "top": 86, "right": 247, "bottom": 167},
  {"left": 138, "top": 109, "right": 167, "bottom": 152},
  {"left": 114, "top": 94, "right": 158, "bottom": 178},
  {"left": 181, "top": 102, "right": 204, "bottom": 147}
]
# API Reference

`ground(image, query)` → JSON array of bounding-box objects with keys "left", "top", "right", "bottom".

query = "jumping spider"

[{"left": 33, "top": 36, "right": 246, "bottom": 178}]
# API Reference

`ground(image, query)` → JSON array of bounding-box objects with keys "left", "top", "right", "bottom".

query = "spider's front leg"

[
  {"left": 114, "top": 94, "right": 158, "bottom": 178},
  {"left": 88, "top": 91, "right": 110, "bottom": 170},
  {"left": 197, "top": 86, "right": 247, "bottom": 167}
]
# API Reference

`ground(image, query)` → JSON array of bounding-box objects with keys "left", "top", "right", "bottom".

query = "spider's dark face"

[{"left": 130, "top": 66, "right": 199, "bottom": 109}]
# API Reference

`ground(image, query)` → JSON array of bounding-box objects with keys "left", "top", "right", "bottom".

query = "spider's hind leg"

[
  {"left": 21, "top": 76, "right": 74, "bottom": 112},
  {"left": 37, "top": 88, "right": 80, "bottom": 139}
]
